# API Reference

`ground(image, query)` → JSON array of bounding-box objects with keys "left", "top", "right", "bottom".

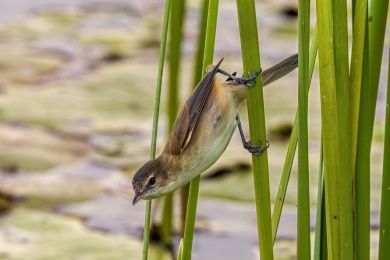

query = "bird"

[{"left": 132, "top": 53, "right": 298, "bottom": 205}]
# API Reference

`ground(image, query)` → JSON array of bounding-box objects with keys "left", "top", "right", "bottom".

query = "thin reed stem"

[
  {"left": 350, "top": 0, "right": 368, "bottom": 166},
  {"left": 235, "top": 0, "right": 273, "bottom": 258},
  {"left": 161, "top": 0, "right": 186, "bottom": 247},
  {"left": 314, "top": 140, "right": 327, "bottom": 260},
  {"left": 363, "top": 2, "right": 389, "bottom": 259},
  {"left": 272, "top": 29, "right": 317, "bottom": 243},
  {"left": 142, "top": 0, "right": 172, "bottom": 259},
  {"left": 332, "top": 0, "right": 354, "bottom": 256},
  {"left": 180, "top": 0, "right": 210, "bottom": 234},
  {"left": 315, "top": 0, "right": 342, "bottom": 257},
  {"left": 355, "top": 32, "right": 371, "bottom": 259},
  {"left": 297, "top": 0, "right": 311, "bottom": 256},
  {"left": 356, "top": 6, "right": 390, "bottom": 257},
  {"left": 181, "top": 0, "right": 219, "bottom": 258}
]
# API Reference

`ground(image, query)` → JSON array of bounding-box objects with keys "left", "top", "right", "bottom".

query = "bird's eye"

[{"left": 148, "top": 177, "right": 156, "bottom": 186}]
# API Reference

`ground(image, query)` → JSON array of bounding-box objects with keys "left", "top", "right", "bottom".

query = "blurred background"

[{"left": 0, "top": 0, "right": 387, "bottom": 259}]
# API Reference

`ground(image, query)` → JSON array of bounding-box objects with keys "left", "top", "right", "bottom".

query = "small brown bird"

[{"left": 132, "top": 54, "right": 298, "bottom": 205}]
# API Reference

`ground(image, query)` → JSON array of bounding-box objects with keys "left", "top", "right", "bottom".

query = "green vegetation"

[
  {"left": 313, "top": 141, "right": 327, "bottom": 260},
  {"left": 235, "top": 0, "right": 275, "bottom": 257},
  {"left": 160, "top": 0, "right": 186, "bottom": 247},
  {"left": 297, "top": 0, "right": 311, "bottom": 257},
  {"left": 141, "top": 0, "right": 172, "bottom": 259},
  {"left": 141, "top": 0, "right": 390, "bottom": 258},
  {"left": 182, "top": 0, "right": 219, "bottom": 258}
]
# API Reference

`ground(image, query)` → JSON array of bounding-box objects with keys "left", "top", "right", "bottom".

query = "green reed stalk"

[
  {"left": 272, "top": 29, "right": 317, "bottom": 243},
  {"left": 355, "top": 33, "right": 371, "bottom": 260},
  {"left": 272, "top": 118, "right": 297, "bottom": 242},
  {"left": 192, "top": 0, "right": 210, "bottom": 88},
  {"left": 356, "top": 0, "right": 389, "bottom": 252},
  {"left": 314, "top": 140, "right": 327, "bottom": 260},
  {"left": 297, "top": 0, "right": 311, "bottom": 257},
  {"left": 350, "top": 0, "right": 367, "bottom": 167},
  {"left": 356, "top": 0, "right": 388, "bottom": 254},
  {"left": 142, "top": 0, "right": 171, "bottom": 259},
  {"left": 349, "top": 1, "right": 368, "bottom": 259},
  {"left": 161, "top": 0, "right": 186, "bottom": 247},
  {"left": 332, "top": 0, "right": 354, "bottom": 256},
  {"left": 368, "top": 0, "right": 389, "bottom": 123},
  {"left": 180, "top": 0, "right": 210, "bottom": 234},
  {"left": 362, "top": 0, "right": 389, "bottom": 259},
  {"left": 316, "top": 0, "right": 342, "bottom": 257},
  {"left": 235, "top": 0, "right": 273, "bottom": 258},
  {"left": 181, "top": 0, "right": 219, "bottom": 258},
  {"left": 379, "top": 42, "right": 390, "bottom": 260}
]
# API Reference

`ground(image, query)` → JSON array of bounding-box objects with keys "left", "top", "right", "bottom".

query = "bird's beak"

[{"left": 132, "top": 191, "right": 143, "bottom": 205}]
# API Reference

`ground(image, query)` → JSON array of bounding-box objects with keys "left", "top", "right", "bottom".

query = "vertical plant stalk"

[
  {"left": 314, "top": 140, "right": 328, "bottom": 260},
  {"left": 167, "top": 0, "right": 185, "bottom": 131},
  {"left": 180, "top": 0, "right": 210, "bottom": 234},
  {"left": 161, "top": 0, "right": 186, "bottom": 247},
  {"left": 192, "top": 0, "right": 210, "bottom": 88},
  {"left": 142, "top": 0, "right": 172, "bottom": 259},
  {"left": 297, "top": 0, "right": 311, "bottom": 257},
  {"left": 349, "top": 0, "right": 368, "bottom": 258},
  {"left": 272, "top": 29, "right": 318, "bottom": 243},
  {"left": 315, "top": 0, "right": 342, "bottom": 257},
  {"left": 355, "top": 33, "right": 371, "bottom": 260},
  {"left": 378, "top": 43, "right": 390, "bottom": 260},
  {"left": 181, "top": 0, "right": 219, "bottom": 258},
  {"left": 356, "top": 1, "right": 389, "bottom": 257},
  {"left": 356, "top": 2, "right": 389, "bottom": 257},
  {"left": 368, "top": 0, "right": 389, "bottom": 125},
  {"left": 350, "top": 0, "right": 367, "bottom": 167},
  {"left": 332, "top": 0, "right": 354, "bottom": 258},
  {"left": 272, "top": 115, "right": 297, "bottom": 242},
  {"left": 235, "top": 0, "right": 273, "bottom": 258}
]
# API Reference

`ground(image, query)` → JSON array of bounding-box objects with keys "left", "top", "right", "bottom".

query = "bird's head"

[{"left": 132, "top": 158, "right": 168, "bottom": 205}]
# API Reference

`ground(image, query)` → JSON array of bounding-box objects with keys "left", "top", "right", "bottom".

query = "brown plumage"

[{"left": 132, "top": 54, "right": 298, "bottom": 205}]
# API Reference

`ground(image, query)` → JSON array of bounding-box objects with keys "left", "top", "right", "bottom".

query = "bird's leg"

[
  {"left": 236, "top": 115, "right": 269, "bottom": 156},
  {"left": 217, "top": 69, "right": 261, "bottom": 87}
]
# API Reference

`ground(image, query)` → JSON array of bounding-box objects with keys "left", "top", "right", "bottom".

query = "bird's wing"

[
  {"left": 262, "top": 53, "right": 298, "bottom": 86},
  {"left": 164, "top": 58, "right": 224, "bottom": 155}
]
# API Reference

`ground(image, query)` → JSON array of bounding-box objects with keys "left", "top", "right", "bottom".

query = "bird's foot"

[
  {"left": 243, "top": 140, "right": 269, "bottom": 156},
  {"left": 218, "top": 69, "right": 261, "bottom": 86},
  {"left": 237, "top": 70, "right": 261, "bottom": 87}
]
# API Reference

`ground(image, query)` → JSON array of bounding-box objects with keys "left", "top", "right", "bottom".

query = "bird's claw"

[
  {"left": 243, "top": 70, "right": 261, "bottom": 87},
  {"left": 249, "top": 70, "right": 262, "bottom": 78},
  {"left": 243, "top": 140, "right": 269, "bottom": 156},
  {"left": 245, "top": 81, "right": 256, "bottom": 87}
]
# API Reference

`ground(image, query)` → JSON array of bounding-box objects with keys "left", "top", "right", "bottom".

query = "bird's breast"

[{"left": 176, "top": 82, "right": 239, "bottom": 181}]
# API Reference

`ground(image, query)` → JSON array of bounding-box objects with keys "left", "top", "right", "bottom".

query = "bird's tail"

[{"left": 262, "top": 53, "right": 298, "bottom": 86}]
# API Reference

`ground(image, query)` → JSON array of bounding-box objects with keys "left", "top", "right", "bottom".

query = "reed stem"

[
  {"left": 314, "top": 140, "right": 327, "bottom": 260},
  {"left": 161, "top": 0, "right": 186, "bottom": 247},
  {"left": 236, "top": 0, "right": 273, "bottom": 258},
  {"left": 181, "top": 0, "right": 219, "bottom": 258},
  {"left": 355, "top": 26, "right": 371, "bottom": 260},
  {"left": 332, "top": 0, "right": 354, "bottom": 256},
  {"left": 315, "top": 0, "right": 342, "bottom": 257},
  {"left": 180, "top": 0, "right": 210, "bottom": 234},
  {"left": 272, "top": 29, "right": 317, "bottom": 243},
  {"left": 142, "top": 0, "right": 172, "bottom": 259},
  {"left": 297, "top": 0, "right": 311, "bottom": 256}
]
